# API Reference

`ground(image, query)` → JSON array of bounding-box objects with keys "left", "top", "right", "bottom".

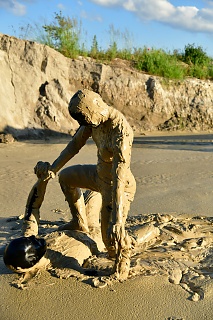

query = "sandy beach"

[{"left": 0, "top": 133, "right": 213, "bottom": 320}]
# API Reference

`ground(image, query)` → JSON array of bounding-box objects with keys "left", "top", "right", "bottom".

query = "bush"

[
  {"left": 187, "top": 64, "right": 208, "bottom": 79},
  {"left": 183, "top": 43, "right": 209, "bottom": 66},
  {"left": 208, "top": 63, "right": 213, "bottom": 79},
  {"left": 42, "top": 11, "right": 81, "bottom": 58},
  {"left": 13, "top": 13, "right": 212, "bottom": 81},
  {"left": 134, "top": 48, "right": 186, "bottom": 79}
]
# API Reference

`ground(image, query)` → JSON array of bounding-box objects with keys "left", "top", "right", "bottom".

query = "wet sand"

[{"left": 0, "top": 133, "right": 213, "bottom": 320}]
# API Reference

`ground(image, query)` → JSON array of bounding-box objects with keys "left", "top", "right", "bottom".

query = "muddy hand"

[
  {"left": 108, "top": 223, "right": 131, "bottom": 280},
  {"left": 108, "top": 223, "right": 125, "bottom": 251}
]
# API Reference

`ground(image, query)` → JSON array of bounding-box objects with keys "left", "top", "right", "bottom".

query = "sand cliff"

[{"left": 0, "top": 33, "right": 213, "bottom": 139}]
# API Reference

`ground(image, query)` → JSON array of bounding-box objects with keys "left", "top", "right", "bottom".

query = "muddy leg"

[
  {"left": 84, "top": 190, "right": 102, "bottom": 232},
  {"left": 59, "top": 186, "right": 89, "bottom": 232},
  {"left": 58, "top": 165, "right": 100, "bottom": 233},
  {"left": 59, "top": 170, "right": 89, "bottom": 232}
]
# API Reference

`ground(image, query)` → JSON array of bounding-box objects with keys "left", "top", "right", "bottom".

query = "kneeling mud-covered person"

[{"left": 22, "top": 89, "right": 136, "bottom": 280}]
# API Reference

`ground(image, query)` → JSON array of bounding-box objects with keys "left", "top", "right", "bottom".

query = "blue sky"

[{"left": 0, "top": 0, "right": 213, "bottom": 56}]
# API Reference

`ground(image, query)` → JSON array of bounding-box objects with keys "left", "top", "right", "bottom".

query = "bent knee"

[{"left": 58, "top": 166, "right": 83, "bottom": 188}]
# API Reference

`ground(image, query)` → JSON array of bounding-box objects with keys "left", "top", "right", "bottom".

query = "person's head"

[
  {"left": 68, "top": 89, "right": 109, "bottom": 127},
  {"left": 3, "top": 235, "right": 46, "bottom": 273}
]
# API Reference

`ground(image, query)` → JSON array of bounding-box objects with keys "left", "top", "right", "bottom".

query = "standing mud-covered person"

[{"left": 22, "top": 89, "right": 136, "bottom": 279}]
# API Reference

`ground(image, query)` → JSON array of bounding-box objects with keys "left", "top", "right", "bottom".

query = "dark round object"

[{"left": 3, "top": 235, "right": 46, "bottom": 271}]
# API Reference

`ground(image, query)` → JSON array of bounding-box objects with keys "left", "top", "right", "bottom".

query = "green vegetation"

[
  {"left": 14, "top": 11, "right": 213, "bottom": 81},
  {"left": 39, "top": 12, "right": 82, "bottom": 58},
  {"left": 134, "top": 48, "right": 186, "bottom": 80}
]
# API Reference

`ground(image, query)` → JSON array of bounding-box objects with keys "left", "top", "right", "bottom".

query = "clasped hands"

[{"left": 34, "top": 161, "right": 55, "bottom": 181}]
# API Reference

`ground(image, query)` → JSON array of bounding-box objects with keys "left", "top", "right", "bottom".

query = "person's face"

[
  {"left": 70, "top": 111, "right": 100, "bottom": 128},
  {"left": 70, "top": 112, "right": 91, "bottom": 126}
]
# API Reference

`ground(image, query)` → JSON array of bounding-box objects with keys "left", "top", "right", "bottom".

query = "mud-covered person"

[{"left": 23, "top": 89, "right": 136, "bottom": 280}]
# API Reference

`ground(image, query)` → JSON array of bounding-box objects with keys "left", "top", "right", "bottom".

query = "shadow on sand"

[
  {"left": 2, "top": 125, "right": 213, "bottom": 151},
  {"left": 133, "top": 134, "right": 213, "bottom": 152}
]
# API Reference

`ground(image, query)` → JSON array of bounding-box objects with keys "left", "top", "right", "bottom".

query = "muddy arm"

[
  {"left": 51, "top": 126, "right": 92, "bottom": 173},
  {"left": 111, "top": 132, "right": 133, "bottom": 226},
  {"left": 22, "top": 127, "right": 92, "bottom": 237},
  {"left": 25, "top": 179, "right": 49, "bottom": 218},
  {"left": 22, "top": 162, "right": 53, "bottom": 236},
  {"left": 109, "top": 131, "right": 134, "bottom": 280}
]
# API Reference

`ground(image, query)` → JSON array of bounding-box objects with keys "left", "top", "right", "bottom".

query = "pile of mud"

[{"left": 1, "top": 213, "right": 213, "bottom": 301}]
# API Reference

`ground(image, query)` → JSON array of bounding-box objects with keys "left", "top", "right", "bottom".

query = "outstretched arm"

[
  {"left": 22, "top": 126, "right": 92, "bottom": 237},
  {"left": 51, "top": 126, "right": 92, "bottom": 174}
]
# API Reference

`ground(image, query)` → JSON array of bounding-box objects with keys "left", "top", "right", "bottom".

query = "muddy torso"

[
  {"left": 91, "top": 118, "right": 134, "bottom": 189},
  {"left": 92, "top": 120, "right": 114, "bottom": 184},
  {"left": 92, "top": 119, "right": 113, "bottom": 161}
]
